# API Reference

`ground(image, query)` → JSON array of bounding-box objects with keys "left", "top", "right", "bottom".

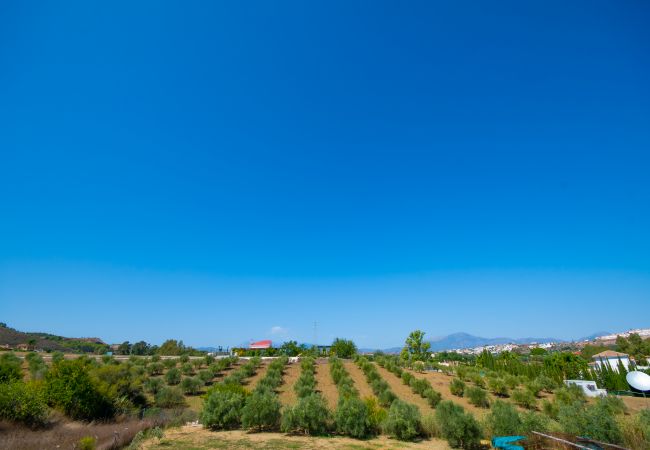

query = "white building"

[
  {"left": 592, "top": 350, "right": 631, "bottom": 372},
  {"left": 564, "top": 380, "right": 607, "bottom": 398}
]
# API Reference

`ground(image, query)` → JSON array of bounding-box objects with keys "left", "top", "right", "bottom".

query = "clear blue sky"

[{"left": 1, "top": 1, "right": 649, "bottom": 348}]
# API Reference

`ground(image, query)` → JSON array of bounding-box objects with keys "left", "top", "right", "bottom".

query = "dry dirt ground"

[
  {"left": 315, "top": 361, "right": 339, "bottom": 410},
  {"left": 140, "top": 424, "right": 452, "bottom": 449},
  {"left": 278, "top": 362, "right": 302, "bottom": 406},
  {"left": 343, "top": 361, "right": 376, "bottom": 400},
  {"left": 374, "top": 365, "right": 433, "bottom": 415}
]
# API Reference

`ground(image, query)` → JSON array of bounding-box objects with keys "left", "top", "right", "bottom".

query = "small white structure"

[
  {"left": 564, "top": 380, "right": 607, "bottom": 398},
  {"left": 592, "top": 350, "right": 631, "bottom": 372}
]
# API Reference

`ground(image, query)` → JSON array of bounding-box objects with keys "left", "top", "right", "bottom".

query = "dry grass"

[
  {"left": 0, "top": 415, "right": 158, "bottom": 450},
  {"left": 141, "top": 424, "right": 452, "bottom": 449},
  {"left": 314, "top": 360, "right": 338, "bottom": 410}
]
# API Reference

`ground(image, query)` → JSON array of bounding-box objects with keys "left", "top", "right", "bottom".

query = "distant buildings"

[{"left": 249, "top": 340, "right": 272, "bottom": 349}]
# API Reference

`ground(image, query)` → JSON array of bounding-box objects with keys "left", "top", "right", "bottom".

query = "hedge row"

[{"left": 376, "top": 356, "right": 442, "bottom": 409}]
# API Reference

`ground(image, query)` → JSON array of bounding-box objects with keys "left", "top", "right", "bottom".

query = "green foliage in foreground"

[
  {"left": 201, "top": 388, "right": 246, "bottom": 430},
  {"left": 0, "top": 380, "right": 49, "bottom": 426},
  {"left": 281, "top": 393, "right": 331, "bottom": 435},
  {"left": 383, "top": 399, "right": 421, "bottom": 441},
  {"left": 241, "top": 389, "right": 282, "bottom": 431},
  {"left": 435, "top": 400, "right": 482, "bottom": 449},
  {"left": 334, "top": 396, "right": 373, "bottom": 439},
  {"left": 45, "top": 359, "right": 114, "bottom": 421}
]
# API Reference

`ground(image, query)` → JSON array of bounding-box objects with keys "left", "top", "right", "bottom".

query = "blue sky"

[{"left": 1, "top": 1, "right": 649, "bottom": 348}]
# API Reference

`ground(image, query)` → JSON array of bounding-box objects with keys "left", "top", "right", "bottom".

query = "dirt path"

[
  {"left": 374, "top": 364, "right": 432, "bottom": 414},
  {"left": 278, "top": 362, "right": 301, "bottom": 406},
  {"left": 242, "top": 362, "right": 269, "bottom": 390},
  {"left": 344, "top": 361, "right": 376, "bottom": 400},
  {"left": 314, "top": 361, "right": 338, "bottom": 410},
  {"left": 141, "top": 425, "right": 452, "bottom": 449}
]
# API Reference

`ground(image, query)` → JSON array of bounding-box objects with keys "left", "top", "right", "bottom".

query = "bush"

[
  {"left": 435, "top": 401, "right": 481, "bottom": 449},
  {"left": 181, "top": 376, "right": 202, "bottom": 395},
  {"left": 144, "top": 377, "right": 163, "bottom": 395},
  {"left": 0, "top": 353, "right": 23, "bottom": 383},
  {"left": 241, "top": 390, "right": 281, "bottom": 431},
  {"left": 179, "top": 355, "right": 190, "bottom": 363},
  {"left": 154, "top": 387, "right": 186, "bottom": 408},
  {"left": 511, "top": 388, "right": 537, "bottom": 410},
  {"left": 165, "top": 368, "right": 181, "bottom": 385},
  {"left": 487, "top": 377, "right": 509, "bottom": 397},
  {"left": 181, "top": 362, "right": 194, "bottom": 375},
  {"left": 423, "top": 388, "right": 442, "bottom": 408},
  {"left": 421, "top": 413, "right": 439, "bottom": 438},
  {"left": 450, "top": 378, "right": 465, "bottom": 397},
  {"left": 335, "top": 396, "right": 373, "bottom": 438},
  {"left": 413, "top": 361, "right": 425, "bottom": 373},
  {"left": 558, "top": 401, "right": 623, "bottom": 444},
  {"left": 280, "top": 393, "right": 331, "bottom": 435},
  {"left": 45, "top": 359, "right": 114, "bottom": 420},
  {"left": 201, "top": 388, "right": 246, "bottom": 429},
  {"left": 554, "top": 384, "right": 586, "bottom": 406},
  {"left": 78, "top": 436, "right": 96, "bottom": 450},
  {"left": 0, "top": 380, "right": 49, "bottom": 426},
  {"left": 535, "top": 375, "right": 557, "bottom": 393},
  {"left": 364, "top": 396, "right": 387, "bottom": 435},
  {"left": 525, "top": 381, "right": 543, "bottom": 398},
  {"left": 146, "top": 362, "right": 164, "bottom": 376},
  {"left": 484, "top": 400, "right": 521, "bottom": 435},
  {"left": 465, "top": 386, "right": 490, "bottom": 408},
  {"left": 383, "top": 399, "right": 421, "bottom": 441},
  {"left": 163, "top": 359, "right": 177, "bottom": 369},
  {"left": 198, "top": 370, "right": 213, "bottom": 385},
  {"left": 401, "top": 371, "right": 414, "bottom": 385},
  {"left": 621, "top": 409, "right": 650, "bottom": 450}
]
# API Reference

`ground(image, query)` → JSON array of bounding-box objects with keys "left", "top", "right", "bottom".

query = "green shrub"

[
  {"left": 45, "top": 359, "right": 114, "bottom": 420},
  {"left": 241, "top": 390, "right": 281, "bottom": 431},
  {"left": 383, "top": 399, "right": 421, "bottom": 441},
  {"left": 421, "top": 412, "right": 439, "bottom": 438},
  {"left": 280, "top": 393, "right": 331, "bottom": 435},
  {"left": 621, "top": 409, "right": 650, "bottom": 450},
  {"left": 165, "top": 368, "right": 181, "bottom": 385},
  {"left": 154, "top": 386, "right": 186, "bottom": 408},
  {"left": 51, "top": 352, "right": 64, "bottom": 364},
  {"left": 534, "top": 375, "right": 557, "bottom": 393},
  {"left": 198, "top": 370, "right": 213, "bottom": 385},
  {"left": 484, "top": 400, "right": 521, "bottom": 435},
  {"left": 424, "top": 388, "right": 442, "bottom": 407},
  {"left": 144, "top": 377, "right": 163, "bottom": 395},
  {"left": 558, "top": 401, "right": 623, "bottom": 444},
  {"left": 181, "top": 376, "right": 202, "bottom": 395},
  {"left": 465, "top": 386, "right": 490, "bottom": 408},
  {"left": 201, "top": 388, "right": 245, "bottom": 429},
  {"left": 503, "top": 374, "right": 519, "bottom": 390},
  {"left": 595, "top": 395, "right": 627, "bottom": 415},
  {"left": 511, "top": 388, "right": 537, "bottom": 410},
  {"left": 181, "top": 362, "right": 194, "bottom": 375},
  {"left": 413, "top": 361, "right": 425, "bottom": 373},
  {"left": 78, "top": 436, "right": 96, "bottom": 450},
  {"left": 554, "top": 384, "right": 586, "bottom": 406},
  {"left": 146, "top": 362, "right": 164, "bottom": 376},
  {"left": 450, "top": 378, "right": 465, "bottom": 397},
  {"left": 487, "top": 377, "right": 509, "bottom": 397},
  {"left": 0, "top": 380, "right": 49, "bottom": 426},
  {"left": 0, "top": 353, "right": 23, "bottom": 383},
  {"left": 364, "top": 396, "right": 387, "bottom": 435},
  {"left": 335, "top": 396, "right": 373, "bottom": 438},
  {"left": 435, "top": 400, "right": 482, "bottom": 449},
  {"left": 163, "top": 359, "right": 177, "bottom": 369},
  {"left": 525, "top": 381, "right": 543, "bottom": 398},
  {"left": 401, "top": 371, "right": 414, "bottom": 385},
  {"left": 179, "top": 355, "right": 190, "bottom": 363}
]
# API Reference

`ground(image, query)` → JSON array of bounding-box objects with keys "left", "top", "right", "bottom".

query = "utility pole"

[{"left": 313, "top": 321, "right": 318, "bottom": 354}]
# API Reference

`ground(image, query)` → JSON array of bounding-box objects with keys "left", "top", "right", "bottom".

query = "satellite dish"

[{"left": 626, "top": 371, "right": 650, "bottom": 392}]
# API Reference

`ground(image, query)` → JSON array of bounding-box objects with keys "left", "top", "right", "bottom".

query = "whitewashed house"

[{"left": 592, "top": 350, "right": 631, "bottom": 372}]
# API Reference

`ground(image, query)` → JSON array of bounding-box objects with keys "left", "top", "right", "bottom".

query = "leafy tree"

[
  {"left": 0, "top": 353, "right": 23, "bottom": 383},
  {"left": 201, "top": 388, "right": 246, "bottom": 430},
  {"left": 130, "top": 341, "right": 151, "bottom": 356},
  {"left": 435, "top": 401, "right": 482, "bottom": 449},
  {"left": 383, "top": 399, "right": 421, "bottom": 441},
  {"left": 280, "top": 340, "right": 301, "bottom": 357},
  {"left": 181, "top": 362, "right": 194, "bottom": 375},
  {"left": 487, "top": 377, "right": 509, "bottom": 397},
  {"left": 144, "top": 377, "right": 163, "bottom": 395},
  {"left": 93, "top": 363, "right": 147, "bottom": 410},
  {"left": 158, "top": 339, "right": 185, "bottom": 356},
  {"left": 280, "top": 393, "right": 331, "bottom": 435},
  {"left": 529, "top": 347, "right": 547, "bottom": 356},
  {"left": 511, "top": 388, "right": 537, "bottom": 410},
  {"left": 45, "top": 359, "right": 114, "bottom": 420},
  {"left": 330, "top": 338, "right": 357, "bottom": 359},
  {"left": 241, "top": 390, "right": 281, "bottom": 431},
  {"left": 117, "top": 341, "right": 131, "bottom": 355},
  {"left": 403, "top": 330, "right": 431, "bottom": 362}
]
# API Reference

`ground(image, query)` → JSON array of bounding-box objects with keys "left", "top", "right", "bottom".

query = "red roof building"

[{"left": 249, "top": 340, "right": 272, "bottom": 349}]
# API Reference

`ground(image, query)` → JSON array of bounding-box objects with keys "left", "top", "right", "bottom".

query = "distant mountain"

[
  {"left": 577, "top": 331, "right": 611, "bottom": 341},
  {"left": 369, "top": 331, "right": 562, "bottom": 353},
  {"left": 0, "top": 323, "right": 105, "bottom": 352}
]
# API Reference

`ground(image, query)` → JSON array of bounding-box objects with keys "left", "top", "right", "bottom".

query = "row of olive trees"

[{"left": 376, "top": 355, "right": 442, "bottom": 408}]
